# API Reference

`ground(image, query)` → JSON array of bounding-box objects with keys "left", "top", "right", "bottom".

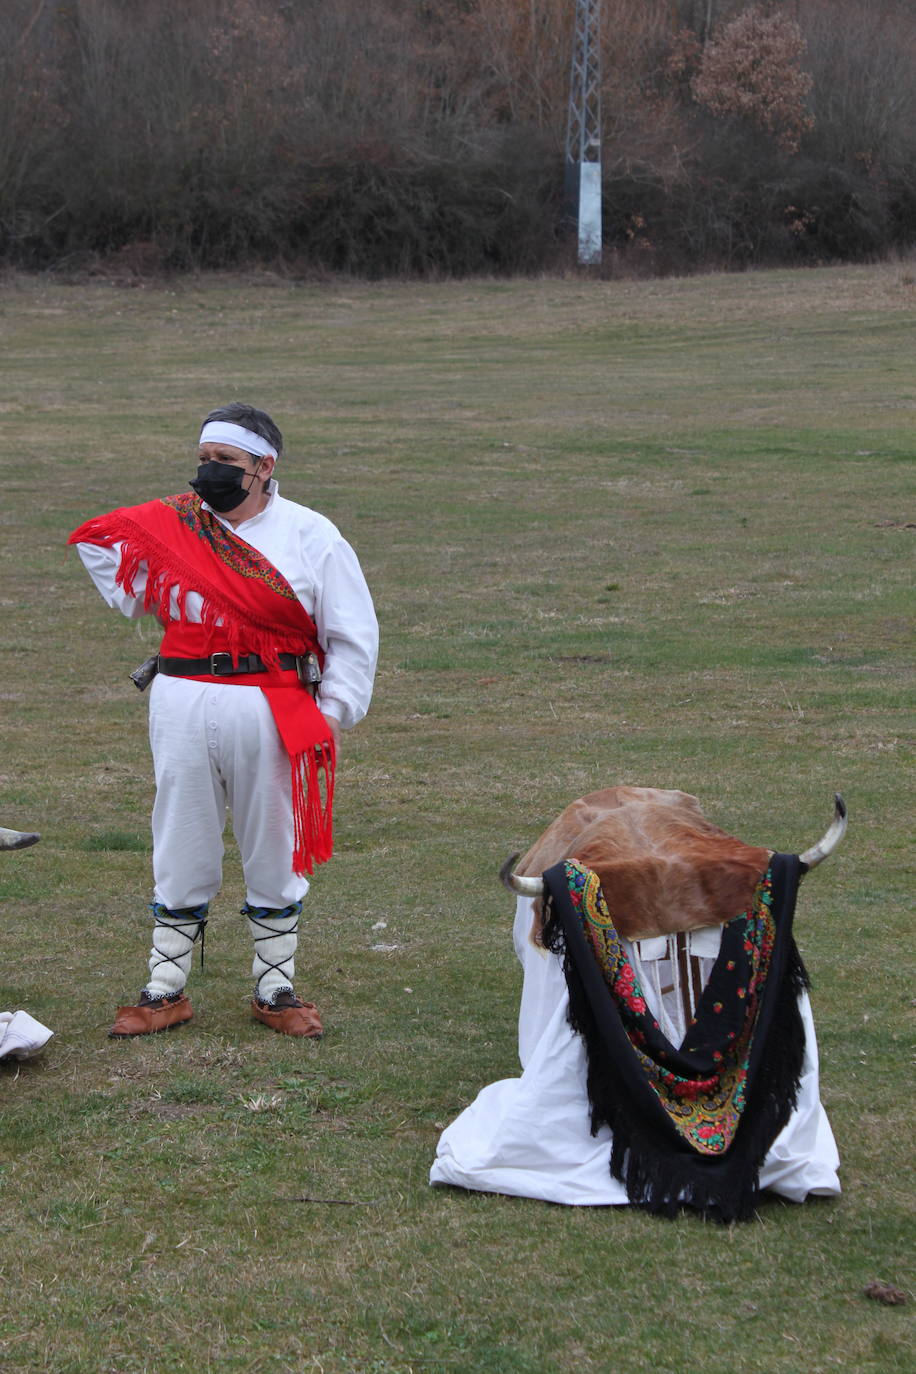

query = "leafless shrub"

[
  {"left": 0, "top": 1, "right": 67, "bottom": 246},
  {"left": 800, "top": 0, "right": 916, "bottom": 177}
]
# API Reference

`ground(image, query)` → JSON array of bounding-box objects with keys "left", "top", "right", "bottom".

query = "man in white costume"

[
  {"left": 70, "top": 403, "right": 378, "bottom": 1038},
  {"left": 431, "top": 881, "right": 841, "bottom": 1217}
]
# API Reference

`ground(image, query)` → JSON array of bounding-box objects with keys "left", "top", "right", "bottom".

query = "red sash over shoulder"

[{"left": 69, "top": 493, "right": 335, "bottom": 875}]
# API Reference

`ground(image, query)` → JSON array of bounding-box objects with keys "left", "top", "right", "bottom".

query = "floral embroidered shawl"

[{"left": 541, "top": 852, "right": 809, "bottom": 1221}]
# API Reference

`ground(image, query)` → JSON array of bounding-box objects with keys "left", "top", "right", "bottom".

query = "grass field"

[{"left": 0, "top": 263, "right": 913, "bottom": 1373}]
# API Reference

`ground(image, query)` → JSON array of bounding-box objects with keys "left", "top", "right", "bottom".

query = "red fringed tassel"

[{"left": 291, "top": 740, "right": 336, "bottom": 876}]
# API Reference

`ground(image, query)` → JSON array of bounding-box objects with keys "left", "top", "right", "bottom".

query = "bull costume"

[
  {"left": 431, "top": 791, "right": 843, "bottom": 1220},
  {"left": 69, "top": 405, "right": 378, "bottom": 1037}
]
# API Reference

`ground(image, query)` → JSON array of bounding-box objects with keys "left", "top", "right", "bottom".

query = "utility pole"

[{"left": 565, "top": 0, "right": 602, "bottom": 266}]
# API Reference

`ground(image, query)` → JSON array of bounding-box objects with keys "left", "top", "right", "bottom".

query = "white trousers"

[{"left": 148, "top": 674, "right": 309, "bottom": 910}]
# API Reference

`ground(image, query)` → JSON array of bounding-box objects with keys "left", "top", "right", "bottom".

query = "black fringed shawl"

[{"left": 541, "top": 852, "right": 810, "bottom": 1222}]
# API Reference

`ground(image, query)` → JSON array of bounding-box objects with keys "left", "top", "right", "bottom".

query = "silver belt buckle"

[{"left": 210, "top": 652, "right": 233, "bottom": 675}]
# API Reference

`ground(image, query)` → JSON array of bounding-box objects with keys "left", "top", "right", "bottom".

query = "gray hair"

[{"left": 202, "top": 402, "right": 283, "bottom": 457}]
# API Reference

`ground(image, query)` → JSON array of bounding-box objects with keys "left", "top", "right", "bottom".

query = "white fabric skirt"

[{"left": 430, "top": 898, "right": 840, "bottom": 1207}]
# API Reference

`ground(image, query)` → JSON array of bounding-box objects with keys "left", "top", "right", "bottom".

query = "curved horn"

[
  {"left": 799, "top": 794, "right": 847, "bottom": 870},
  {"left": 0, "top": 827, "right": 41, "bottom": 850},
  {"left": 499, "top": 851, "right": 544, "bottom": 897}
]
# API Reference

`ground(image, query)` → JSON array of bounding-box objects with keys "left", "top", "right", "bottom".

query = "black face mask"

[{"left": 190, "top": 460, "right": 260, "bottom": 513}]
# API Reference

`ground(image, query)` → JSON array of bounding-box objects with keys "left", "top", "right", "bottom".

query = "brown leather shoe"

[
  {"left": 251, "top": 991, "right": 323, "bottom": 1038},
  {"left": 109, "top": 991, "right": 193, "bottom": 1038}
]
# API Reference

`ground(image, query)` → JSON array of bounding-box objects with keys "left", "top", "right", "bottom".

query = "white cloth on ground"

[
  {"left": 430, "top": 896, "right": 841, "bottom": 1207},
  {"left": 0, "top": 1010, "right": 53, "bottom": 1061}
]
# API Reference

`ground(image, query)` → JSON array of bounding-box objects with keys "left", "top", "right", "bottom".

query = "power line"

[{"left": 565, "top": 0, "right": 602, "bottom": 266}]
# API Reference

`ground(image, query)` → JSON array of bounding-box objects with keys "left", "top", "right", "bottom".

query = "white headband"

[{"left": 199, "top": 421, "right": 278, "bottom": 459}]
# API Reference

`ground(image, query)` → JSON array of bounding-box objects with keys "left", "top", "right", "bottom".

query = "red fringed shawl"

[{"left": 69, "top": 493, "right": 335, "bottom": 876}]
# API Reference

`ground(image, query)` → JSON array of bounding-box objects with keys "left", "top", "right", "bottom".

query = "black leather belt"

[{"left": 157, "top": 652, "right": 320, "bottom": 694}]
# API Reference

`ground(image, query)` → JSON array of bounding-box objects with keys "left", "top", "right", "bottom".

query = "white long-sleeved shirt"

[{"left": 76, "top": 481, "right": 378, "bottom": 730}]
